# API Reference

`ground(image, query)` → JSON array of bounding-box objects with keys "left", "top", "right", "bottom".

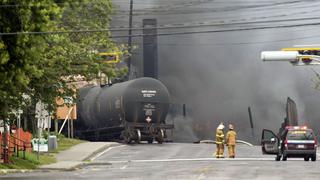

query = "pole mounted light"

[{"left": 261, "top": 46, "right": 320, "bottom": 66}]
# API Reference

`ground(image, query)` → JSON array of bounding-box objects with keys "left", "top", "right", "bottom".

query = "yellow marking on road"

[{"left": 195, "top": 166, "right": 214, "bottom": 174}]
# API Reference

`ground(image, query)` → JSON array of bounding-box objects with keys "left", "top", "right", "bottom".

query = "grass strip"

[{"left": 0, "top": 136, "right": 86, "bottom": 169}]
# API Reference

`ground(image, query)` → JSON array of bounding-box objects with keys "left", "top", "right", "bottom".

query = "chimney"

[{"left": 143, "top": 19, "right": 158, "bottom": 79}]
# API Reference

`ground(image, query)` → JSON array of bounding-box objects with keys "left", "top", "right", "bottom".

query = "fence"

[{"left": 0, "top": 128, "right": 32, "bottom": 162}]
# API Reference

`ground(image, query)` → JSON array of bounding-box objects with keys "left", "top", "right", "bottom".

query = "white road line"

[
  {"left": 106, "top": 157, "right": 276, "bottom": 164},
  {"left": 90, "top": 145, "right": 126, "bottom": 161},
  {"left": 120, "top": 164, "right": 128, "bottom": 170},
  {"left": 196, "top": 173, "right": 206, "bottom": 180}
]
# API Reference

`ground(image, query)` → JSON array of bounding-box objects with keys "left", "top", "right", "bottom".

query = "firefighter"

[
  {"left": 226, "top": 124, "right": 237, "bottom": 158},
  {"left": 215, "top": 122, "right": 225, "bottom": 158}
]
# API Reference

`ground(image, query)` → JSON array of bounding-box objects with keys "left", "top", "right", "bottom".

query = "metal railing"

[{"left": 8, "top": 135, "right": 32, "bottom": 159}]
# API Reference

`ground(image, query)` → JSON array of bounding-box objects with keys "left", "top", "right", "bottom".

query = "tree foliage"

[{"left": 0, "top": 0, "right": 126, "bottom": 126}]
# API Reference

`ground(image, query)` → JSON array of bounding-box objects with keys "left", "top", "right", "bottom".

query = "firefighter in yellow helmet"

[
  {"left": 226, "top": 124, "right": 237, "bottom": 158},
  {"left": 215, "top": 122, "right": 225, "bottom": 158}
]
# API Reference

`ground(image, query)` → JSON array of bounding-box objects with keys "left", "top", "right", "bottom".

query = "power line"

[
  {"left": 114, "top": 1, "right": 320, "bottom": 16},
  {"left": 0, "top": 0, "right": 211, "bottom": 8},
  {"left": 155, "top": 35, "right": 320, "bottom": 47},
  {"left": 109, "top": 22, "right": 320, "bottom": 38},
  {"left": 110, "top": 16, "right": 320, "bottom": 31},
  {"left": 0, "top": 2, "right": 102, "bottom": 8},
  {"left": 68, "top": 4, "right": 320, "bottom": 28},
  {"left": 4, "top": 21, "right": 316, "bottom": 37},
  {"left": 2, "top": 16, "right": 320, "bottom": 36},
  {"left": 2, "top": 1, "right": 319, "bottom": 30}
]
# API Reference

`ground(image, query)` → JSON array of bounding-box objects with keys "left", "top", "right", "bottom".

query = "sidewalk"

[{"left": 39, "top": 142, "right": 120, "bottom": 170}]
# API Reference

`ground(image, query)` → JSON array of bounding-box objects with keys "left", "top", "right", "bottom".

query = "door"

[{"left": 261, "top": 129, "right": 280, "bottom": 154}]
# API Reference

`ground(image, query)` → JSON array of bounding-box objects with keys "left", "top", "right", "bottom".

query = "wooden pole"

[
  {"left": 67, "top": 118, "right": 70, "bottom": 138},
  {"left": 71, "top": 119, "right": 74, "bottom": 138},
  {"left": 55, "top": 119, "right": 58, "bottom": 134}
]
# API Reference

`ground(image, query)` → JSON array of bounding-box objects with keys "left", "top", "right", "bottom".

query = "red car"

[{"left": 261, "top": 126, "right": 317, "bottom": 161}]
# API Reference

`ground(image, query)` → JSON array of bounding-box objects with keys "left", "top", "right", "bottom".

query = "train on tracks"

[{"left": 75, "top": 77, "right": 174, "bottom": 144}]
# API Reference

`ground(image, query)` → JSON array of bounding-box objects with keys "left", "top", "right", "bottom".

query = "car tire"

[
  {"left": 275, "top": 155, "right": 281, "bottom": 161},
  {"left": 282, "top": 155, "right": 287, "bottom": 161},
  {"left": 304, "top": 157, "right": 309, "bottom": 161},
  {"left": 311, "top": 154, "right": 316, "bottom": 161}
]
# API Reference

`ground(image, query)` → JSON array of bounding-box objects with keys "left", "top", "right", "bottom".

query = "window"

[
  {"left": 263, "top": 129, "right": 276, "bottom": 140},
  {"left": 286, "top": 130, "right": 314, "bottom": 140}
]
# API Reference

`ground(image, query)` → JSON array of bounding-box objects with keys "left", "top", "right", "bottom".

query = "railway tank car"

[{"left": 75, "top": 77, "right": 173, "bottom": 144}]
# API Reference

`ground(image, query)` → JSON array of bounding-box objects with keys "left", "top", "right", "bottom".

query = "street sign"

[
  {"left": 35, "top": 101, "right": 51, "bottom": 129},
  {"left": 31, "top": 138, "right": 48, "bottom": 152}
]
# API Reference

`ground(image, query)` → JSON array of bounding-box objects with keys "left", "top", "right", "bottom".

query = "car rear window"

[{"left": 287, "top": 130, "right": 314, "bottom": 140}]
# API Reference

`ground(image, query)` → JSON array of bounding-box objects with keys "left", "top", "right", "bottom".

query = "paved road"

[{"left": 2, "top": 143, "right": 320, "bottom": 180}]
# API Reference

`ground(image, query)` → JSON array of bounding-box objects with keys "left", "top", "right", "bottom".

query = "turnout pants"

[
  {"left": 228, "top": 145, "right": 235, "bottom": 158},
  {"left": 216, "top": 144, "right": 224, "bottom": 158}
]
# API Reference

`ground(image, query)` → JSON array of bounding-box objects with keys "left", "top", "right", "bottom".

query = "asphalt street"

[{"left": 2, "top": 143, "right": 320, "bottom": 180}]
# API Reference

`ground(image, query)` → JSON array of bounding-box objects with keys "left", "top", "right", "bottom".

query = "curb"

[
  {"left": 83, "top": 142, "right": 120, "bottom": 162},
  {"left": 37, "top": 162, "right": 84, "bottom": 171},
  {"left": 0, "top": 169, "right": 34, "bottom": 175},
  {"left": 0, "top": 142, "right": 123, "bottom": 174},
  {"left": 79, "top": 161, "right": 112, "bottom": 167},
  {"left": 39, "top": 142, "right": 122, "bottom": 171}
]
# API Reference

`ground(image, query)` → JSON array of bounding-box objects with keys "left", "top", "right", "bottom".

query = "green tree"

[
  {"left": 0, "top": 0, "right": 61, "bottom": 118},
  {"left": 0, "top": 0, "right": 126, "bottom": 133}
]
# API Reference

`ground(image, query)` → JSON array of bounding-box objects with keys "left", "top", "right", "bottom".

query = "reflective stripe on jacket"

[{"left": 216, "top": 129, "right": 225, "bottom": 144}]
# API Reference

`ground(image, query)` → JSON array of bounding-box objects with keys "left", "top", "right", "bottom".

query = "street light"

[
  {"left": 261, "top": 49, "right": 320, "bottom": 66},
  {"left": 261, "top": 51, "right": 299, "bottom": 62}
]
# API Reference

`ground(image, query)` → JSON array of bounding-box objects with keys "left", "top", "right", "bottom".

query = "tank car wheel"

[
  {"left": 156, "top": 129, "right": 164, "bottom": 144},
  {"left": 135, "top": 129, "right": 141, "bottom": 144},
  {"left": 121, "top": 131, "right": 132, "bottom": 144},
  {"left": 124, "top": 135, "right": 132, "bottom": 144}
]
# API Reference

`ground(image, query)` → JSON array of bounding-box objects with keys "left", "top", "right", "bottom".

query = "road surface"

[{"left": 2, "top": 143, "right": 320, "bottom": 179}]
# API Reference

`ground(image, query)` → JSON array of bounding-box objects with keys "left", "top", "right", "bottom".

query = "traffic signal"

[{"left": 98, "top": 52, "right": 121, "bottom": 64}]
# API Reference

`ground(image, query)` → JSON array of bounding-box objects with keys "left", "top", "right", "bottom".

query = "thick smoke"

[
  {"left": 159, "top": 32, "right": 316, "bottom": 144},
  {"left": 112, "top": 0, "right": 320, "bottom": 144},
  {"left": 166, "top": 114, "right": 198, "bottom": 143}
]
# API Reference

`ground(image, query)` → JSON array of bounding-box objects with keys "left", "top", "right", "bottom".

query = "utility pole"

[
  {"left": 2, "top": 102, "right": 9, "bottom": 164},
  {"left": 2, "top": 117, "right": 9, "bottom": 163},
  {"left": 127, "top": 0, "right": 133, "bottom": 79},
  {"left": 248, "top": 107, "right": 254, "bottom": 138}
]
